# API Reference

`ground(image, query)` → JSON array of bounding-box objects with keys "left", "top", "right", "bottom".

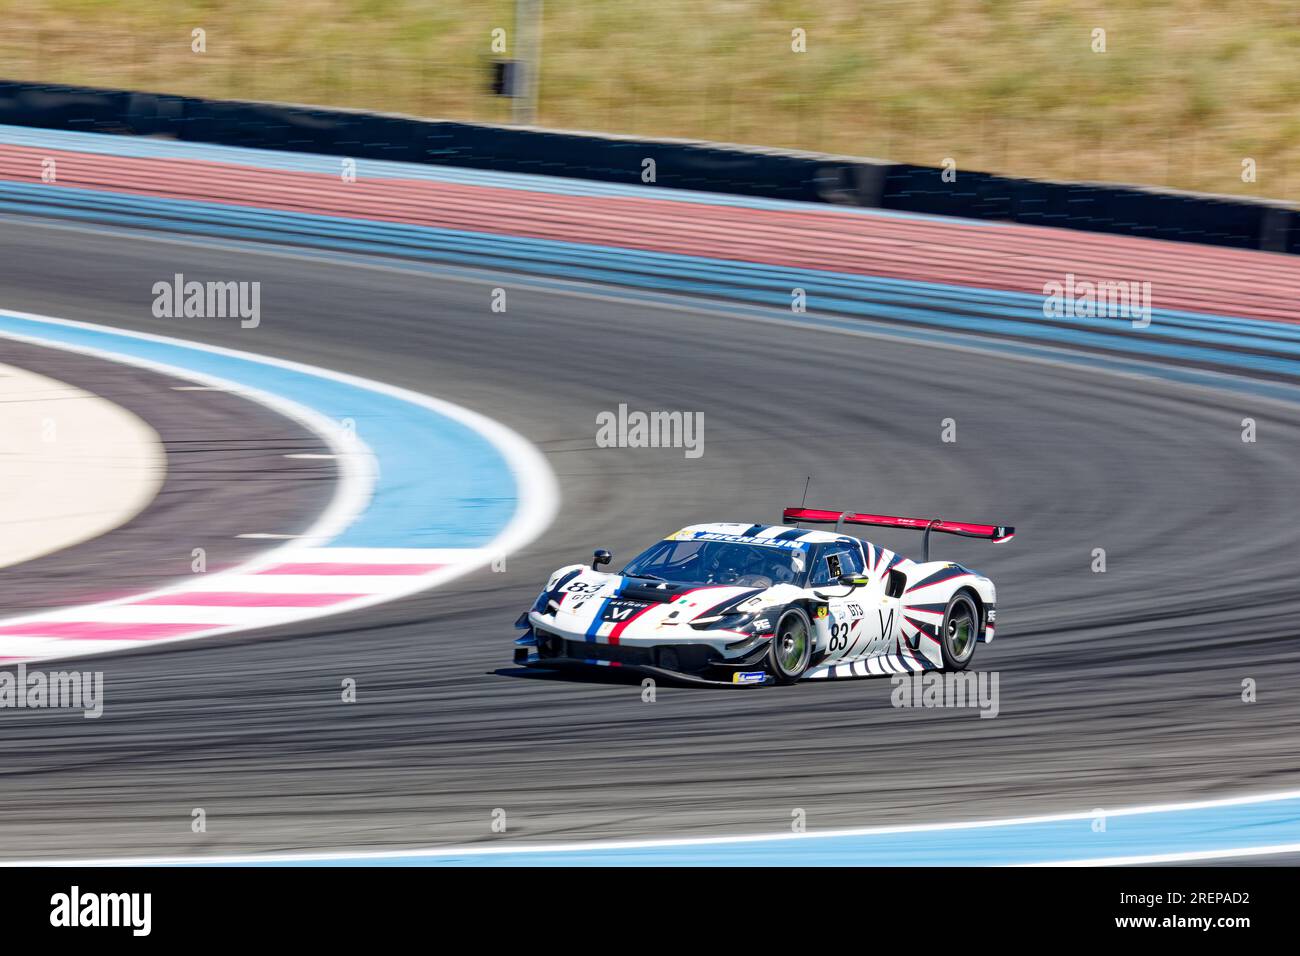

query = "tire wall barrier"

[{"left": 1, "top": 78, "right": 1295, "bottom": 254}]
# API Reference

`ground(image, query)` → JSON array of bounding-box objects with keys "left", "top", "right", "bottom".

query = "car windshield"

[{"left": 622, "top": 536, "right": 808, "bottom": 588}]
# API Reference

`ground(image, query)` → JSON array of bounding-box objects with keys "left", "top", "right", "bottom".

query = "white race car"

[{"left": 514, "top": 507, "right": 1013, "bottom": 686}]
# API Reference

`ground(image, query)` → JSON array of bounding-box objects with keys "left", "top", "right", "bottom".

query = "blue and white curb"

[
  {"left": 0, "top": 309, "right": 558, "bottom": 662},
  {"left": 8, "top": 789, "right": 1300, "bottom": 867}
]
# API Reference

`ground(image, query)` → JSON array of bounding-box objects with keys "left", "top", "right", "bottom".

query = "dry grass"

[{"left": 2, "top": 0, "right": 1297, "bottom": 201}]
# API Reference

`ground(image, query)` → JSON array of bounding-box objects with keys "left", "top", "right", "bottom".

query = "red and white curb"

[{"left": 0, "top": 547, "right": 498, "bottom": 661}]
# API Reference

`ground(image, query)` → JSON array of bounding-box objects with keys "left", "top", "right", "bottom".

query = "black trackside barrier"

[
  {"left": 0, "top": 78, "right": 1296, "bottom": 254},
  {"left": 883, "top": 164, "right": 1298, "bottom": 252}
]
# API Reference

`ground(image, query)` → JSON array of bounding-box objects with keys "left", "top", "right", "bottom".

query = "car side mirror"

[
  {"left": 814, "top": 574, "right": 868, "bottom": 600},
  {"left": 592, "top": 549, "right": 612, "bottom": 570}
]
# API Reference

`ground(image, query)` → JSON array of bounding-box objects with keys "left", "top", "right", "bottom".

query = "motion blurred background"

[
  {"left": 2, "top": 0, "right": 1300, "bottom": 868},
  {"left": 2, "top": 0, "right": 1297, "bottom": 201}
]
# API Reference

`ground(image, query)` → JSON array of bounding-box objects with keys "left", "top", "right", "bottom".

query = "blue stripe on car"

[{"left": 585, "top": 598, "right": 611, "bottom": 642}]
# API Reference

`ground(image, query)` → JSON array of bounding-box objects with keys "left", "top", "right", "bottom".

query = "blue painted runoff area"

[
  {"left": 0, "top": 311, "right": 517, "bottom": 548},
  {"left": 219, "top": 792, "right": 1300, "bottom": 866}
]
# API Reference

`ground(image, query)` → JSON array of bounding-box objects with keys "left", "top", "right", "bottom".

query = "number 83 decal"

[{"left": 826, "top": 602, "right": 865, "bottom": 651}]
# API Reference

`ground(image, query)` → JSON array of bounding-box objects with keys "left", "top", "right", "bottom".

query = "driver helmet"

[{"left": 708, "top": 543, "right": 768, "bottom": 584}]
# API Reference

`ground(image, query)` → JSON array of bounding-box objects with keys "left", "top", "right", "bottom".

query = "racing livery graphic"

[{"left": 514, "top": 507, "right": 1014, "bottom": 686}]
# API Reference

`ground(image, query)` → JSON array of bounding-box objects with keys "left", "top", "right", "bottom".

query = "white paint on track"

[{"left": 0, "top": 361, "right": 164, "bottom": 568}]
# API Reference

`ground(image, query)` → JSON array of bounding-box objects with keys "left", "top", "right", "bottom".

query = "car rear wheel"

[
  {"left": 940, "top": 592, "right": 980, "bottom": 671},
  {"left": 768, "top": 608, "right": 812, "bottom": 684}
]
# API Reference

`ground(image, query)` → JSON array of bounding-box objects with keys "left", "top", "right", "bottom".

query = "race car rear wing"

[{"left": 782, "top": 507, "right": 1014, "bottom": 561}]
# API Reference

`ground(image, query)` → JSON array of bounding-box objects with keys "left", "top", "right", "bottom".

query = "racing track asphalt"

[{"left": 0, "top": 217, "right": 1297, "bottom": 859}]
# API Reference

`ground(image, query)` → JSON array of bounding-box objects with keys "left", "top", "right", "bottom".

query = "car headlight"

[{"left": 690, "top": 611, "right": 757, "bottom": 631}]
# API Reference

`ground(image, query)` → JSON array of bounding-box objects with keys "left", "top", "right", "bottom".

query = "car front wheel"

[{"left": 768, "top": 608, "right": 813, "bottom": 684}]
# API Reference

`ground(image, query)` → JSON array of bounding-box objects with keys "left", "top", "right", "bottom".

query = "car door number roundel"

[{"left": 827, "top": 602, "right": 864, "bottom": 652}]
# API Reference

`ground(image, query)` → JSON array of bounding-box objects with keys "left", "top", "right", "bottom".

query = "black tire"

[
  {"left": 940, "top": 592, "right": 980, "bottom": 671},
  {"left": 768, "top": 607, "right": 813, "bottom": 685}
]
